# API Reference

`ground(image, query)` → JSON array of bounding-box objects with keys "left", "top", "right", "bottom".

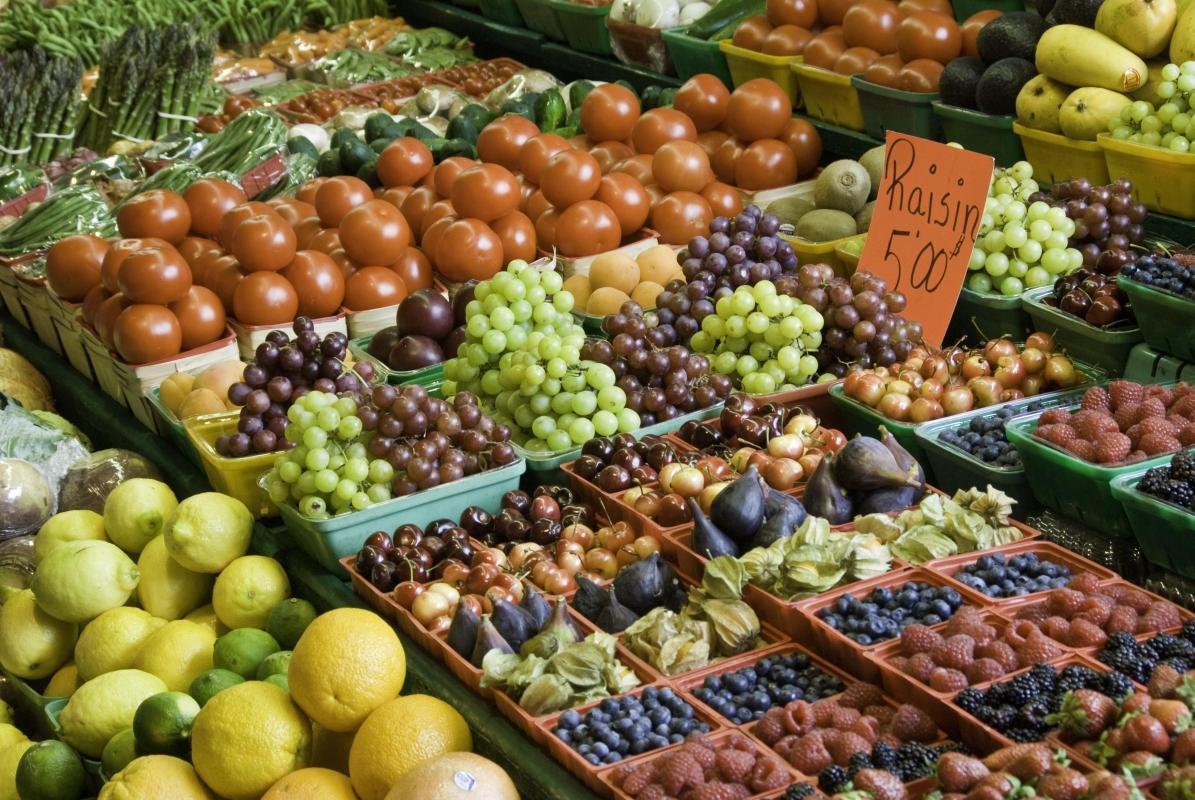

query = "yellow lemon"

[
  {"left": 348, "top": 695, "right": 471, "bottom": 800},
  {"left": 164, "top": 493, "right": 252, "bottom": 573},
  {"left": 262, "top": 767, "right": 356, "bottom": 799},
  {"left": 31, "top": 540, "right": 139, "bottom": 623},
  {"left": 0, "top": 701, "right": 11, "bottom": 725},
  {"left": 34, "top": 510, "right": 106, "bottom": 562},
  {"left": 134, "top": 620, "right": 216, "bottom": 691},
  {"left": 98, "top": 755, "right": 215, "bottom": 800},
  {"left": 59, "top": 669, "right": 168, "bottom": 757},
  {"left": 310, "top": 722, "right": 354, "bottom": 774},
  {"left": 191, "top": 681, "right": 311, "bottom": 800},
  {"left": 136, "top": 536, "right": 213, "bottom": 621},
  {"left": 289, "top": 608, "right": 404, "bottom": 733},
  {"left": 0, "top": 726, "right": 27, "bottom": 754},
  {"left": 74, "top": 607, "right": 165, "bottom": 681},
  {"left": 0, "top": 741, "right": 34, "bottom": 800},
  {"left": 212, "top": 555, "right": 290, "bottom": 630},
  {"left": 0, "top": 589, "right": 76, "bottom": 680},
  {"left": 45, "top": 662, "right": 80, "bottom": 697},
  {"left": 103, "top": 478, "right": 177, "bottom": 554},
  {"left": 182, "top": 604, "right": 226, "bottom": 635}
]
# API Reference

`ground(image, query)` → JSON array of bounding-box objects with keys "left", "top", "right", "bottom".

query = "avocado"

[
  {"left": 1034, "top": 0, "right": 1058, "bottom": 16},
  {"left": 1046, "top": 0, "right": 1104, "bottom": 27},
  {"left": 977, "top": 12, "right": 1048, "bottom": 63},
  {"left": 814, "top": 160, "right": 871, "bottom": 216},
  {"left": 940, "top": 57, "right": 986, "bottom": 109},
  {"left": 795, "top": 209, "right": 859, "bottom": 242},
  {"left": 976, "top": 57, "right": 1038, "bottom": 115}
]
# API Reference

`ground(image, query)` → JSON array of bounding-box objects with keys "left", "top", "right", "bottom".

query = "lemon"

[
  {"left": 0, "top": 702, "right": 11, "bottom": 725},
  {"left": 383, "top": 753, "right": 518, "bottom": 800},
  {"left": 191, "top": 681, "right": 311, "bottom": 800},
  {"left": 0, "top": 589, "right": 76, "bottom": 680},
  {"left": 103, "top": 479, "right": 178, "bottom": 554},
  {"left": 0, "top": 741, "right": 34, "bottom": 800},
  {"left": 136, "top": 536, "right": 212, "bottom": 621},
  {"left": 100, "top": 729, "right": 137, "bottom": 780},
  {"left": 213, "top": 628, "right": 279, "bottom": 679},
  {"left": 164, "top": 493, "right": 252, "bottom": 573},
  {"left": 133, "top": 691, "right": 200, "bottom": 757},
  {"left": 99, "top": 755, "right": 214, "bottom": 800},
  {"left": 289, "top": 608, "right": 405, "bottom": 733},
  {"left": 310, "top": 723, "right": 354, "bottom": 774},
  {"left": 133, "top": 620, "right": 215, "bottom": 691},
  {"left": 45, "top": 662, "right": 79, "bottom": 697},
  {"left": 34, "top": 510, "right": 106, "bottom": 562},
  {"left": 32, "top": 540, "right": 139, "bottom": 623},
  {"left": 15, "top": 739, "right": 86, "bottom": 800},
  {"left": 59, "top": 669, "right": 168, "bottom": 757},
  {"left": 182, "top": 604, "right": 226, "bottom": 635},
  {"left": 348, "top": 695, "right": 471, "bottom": 800},
  {"left": 212, "top": 555, "right": 290, "bottom": 629},
  {"left": 75, "top": 607, "right": 165, "bottom": 681},
  {"left": 188, "top": 669, "right": 244, "bottom": 708},
  {"left": 266, "top": 598, "right": 317, "bottom": 649},
  {"left": 0, "top": 726, "right": 27, "bottom": 754},
  {"left": 262, "top": 767, "right": 356, "bottom": 799}
]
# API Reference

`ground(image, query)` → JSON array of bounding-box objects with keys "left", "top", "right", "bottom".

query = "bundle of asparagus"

[
  {"left": 0, "top": 49, "right": 85, "bottom": 168},
  {"left": 77, "top": 19, "right": 217, "bottom": 153}
]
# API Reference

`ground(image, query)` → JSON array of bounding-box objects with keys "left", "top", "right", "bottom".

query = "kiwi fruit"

[
  {"left": 766, "top": 196, "right": 816, "bottom": 228},
  {"left": 795, "top": 209, "right": 858, "bottom": 242},
  {"left": 814, "top": 160, "right": 871, "bottom": 215},
  {"left": 855, "top": 201, "right": 875, "bottom": 231},
  {"left": 858, "top": 146, "right": 885, "bottom": 199}
]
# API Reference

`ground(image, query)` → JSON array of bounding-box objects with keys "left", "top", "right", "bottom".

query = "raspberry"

[
  {"left": 1114, "top": 404, "right": 1140, "bottom": 431},
  {"left": 1040, "top": 408, "right": 1071, "bottom": 425},
  {"left": 1094, "top": 432, "right": 1132, "bottom": 463},
  {"left": 1127, "top": 450, "right": 1149, "bottom": 463},
  {"left": 930, "top": 667, "right": 969, "bottom": 692},
  {"left": 783, "top": 733, "right": 832, "bottom": 775},
  {"left": 1003, "top": 619, "right": 1034, "bottom": 648},
  {"left": 890, "top": 704, "right": 938, "bottom": 742},
  {"left": 965, "top": 658, "right": 1006, "bottom": 684},
  {"left": 827, "top": 732, "right": 872, "bottom": 764},
  {"left": 621, "top": 763, "right": 658, "bottom": 795},
  {"left": 977, "top": 640, "right": 1019, "bottom": 672},
  {"left": 1139, "top": 417, "right": 1179, "bottom": 438},
  {"left": 1145, "top": 385, "right": 1175, "bottom": 407},
  {"left": 827, "top": 705, "right": 862, "bottom": 731},
  {"left": 1069, "top": 572, "right": 1102, "bottom": 594},
  {"left": 1141, "top": 433, "right": 1182, "bottom": 456},
  {"left": 657, "top": 751, "right": 705, "bottom": 796},
  {"left": 1127, "top": 423, "right": 1145, "bottom": 448},
  {"left": 1105, "top": 606, "right": 1139, "bottom": 634},
  {"left": 1174, "top": 393, "right": 1195, "bottom": 415},
  {"left": 688, "top": 782, "right": 751, "bottom": 800},
  {"left": 1016, "top": 632, "right": 1063, "bottom": 667},
  {"left": 1109, "top": 380, "right": 1144, "bottom": 409},
  {"left": 865, "top": 705, "right": 896, "bottom": 727},
  {"left": 1074, "top": 411, "right": 1118, "bottom": 440},
  {"left": 684, "top": 738, "right": 718, "bottom": 769},
  {"left": 716, "top": 749, "right": 756, "bottom": 783},
  {"left": 1064, "top": 439, "right": 1096, "bottom": 461},
  {"left": 900, "top": 624, "right": 944, "bottom": 656},
  {"left": 1047, "top": 588, "right": 1085, "bottom": 616},
  {"left": 839, "top": 683, "right": 884, "bottom": 710},
  {"left": 1115, "top": 587, "right": 1153, "bottom": 611},
  {"left": 1074, "top": 596, "right": 1114, "bottom": 626},
  {"left": 750, "top": 756, "right": 791, "bottom": 793},
  {"left": 1182, "top": 424, "right": 1195, "bottom": 446},
  {"left": 903, "top": 653, "right": 936, "bottom": 683},
  {"left": 812, "top": 699, "right": 839, "bottom": 727},
  {"left": 754, "top": 710, "right": 785, "bottom": 744},
  {"left": 1081, "top": 387, "right": 1112, "bottom": 411},
  {"left": 952, "top": 606, "right": 986, "bottom": 627},
  {"left": 1137, "top": 397, "right": 1167, "bottom": 422},
  {"left": 1037, "top": 424, "right": 1078, "bottom": 446},
  {"left": 637, "top": 785, "right": 668, "bottom": 800},
  {"left": 931, "top": 634, "right": 976, "bottom": 669},
  {"left": 850, "top": 716, "right": 880, "bottom": 744},
  {"left": 1142, "top": 601, "right": 1183, "bottom": 631},
  {"left": 1066, "top": 618, "right": 1108, "bottom": 648},
  {"left": 888, "top": 655, "right": 909, "bottom": 672},
  {"left": 1042, "top": 616, "right": 1070, "bottom": 640}
]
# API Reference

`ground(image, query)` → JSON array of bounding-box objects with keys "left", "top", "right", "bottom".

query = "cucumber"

[
  {"left": 286, "top": 136, "right": 319, "bottom": 159},
  {"left": 363, "top": 112, "right": 396, "bottom": 142},
  {"left": 446, "top": 113, "right": 481, "bottom": 143},
  {"left": 369, "top": 138, "right": 392, "bottom": 154},
  {"left": 686, "top": 0, "right": 765, "bottom": 39},
  {"left": 501, "top": 94, "right": 539, "bottom": 122},
  {"left": 330, "top": 128, "right": 358, "bottom": 150},
  {"left": 356, "top": 157, "right": 380, "bottom": 187},
  {"left": 535, "top": 89, "right": 566, "bottom": 131},
  {"left": 339, "top": 138, "right": 375, "bottom": 175},
  {"left": 316, "top": 149, "right": 343, "bottom": 177},
  {"left": 431, "top": 138, "right": 477, "bottom": 162},
  {"left": 567, "top": 80, "right": 595, "bottom": 111}
]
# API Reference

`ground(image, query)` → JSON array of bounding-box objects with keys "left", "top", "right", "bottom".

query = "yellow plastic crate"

[
  {"left": 1099, "top": 132, "right": 1195, "bottom": 219},
  {"left": 1014, "top": 123, "right": 1109, "bottom": 186},
  {"left": 791, "top": 62, "right": 863, "bottom": 131},
  {"left": 184, "top": 413, "right": 280, "bottom": 519},
  {"left": 718, "top": 41, "right": 801, "bottom": 106}
]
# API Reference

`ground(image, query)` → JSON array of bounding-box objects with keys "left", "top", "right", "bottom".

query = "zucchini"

[
  {"left": 339, "top": 138, "right": 374, "bottom": 175},
  {"left": 316, "top": 149, "right": 343, "bottom": 177},
  {"left": 688, "top": 0, "right": 765, "bottom": 40},
  {"left": 535, "top": 89, "right": 567, "bottom": 131},
  {"left": 446, "top": 113, "right": 481, "bottom": 144},
  {"left": 431, "top": 138, "right": 477, "bottom": 162}
]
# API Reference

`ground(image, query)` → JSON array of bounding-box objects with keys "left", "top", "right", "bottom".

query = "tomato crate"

[
  {"left": 852, "top": 76, "right": 941, "bottom": 141},
  {"left": 1111, "top": 462, "right": 1195, "bottom": 580},
  {"left": 662, "top": 28, "right": 732, "bottom": 87},
  {"left": 932, "top": 103, "right": 1023, "bottom": 167}
]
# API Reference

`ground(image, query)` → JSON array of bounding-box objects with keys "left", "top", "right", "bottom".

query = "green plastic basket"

[
  {"left": 951, "top": 0, "right": 1027, "bottom": 22},
  {"left": 348, "top": 335, "right": 445, "bottom": 387},
  {"left": 1123, "top": 343, "right": 1195, "bottom": 384},
  {"left": 662, "top": 28, "right": 732, "bottom": 86},
  {"left": 479, "top": 0, "right": 526, "bottom": 26},
  {"left": 0, "top": 667, "right": 57, "bottom": 740},
  {"left": 1021, "top": 287, "right": 1142, "bottom": 377},
  {"left": 551, "top": 0, "right": 613, "bottom": 55},
  {"left": 851, "top": 77, "right": 941, "bottom": 141},
  {"left": 514, "top": 0, "right": 567, "bottom": 40},
  {"left": 913, "top": 388, "right": 1089, "bottom": 514},
  {"left": 269, "top": 459, "right": 527, "bottom": 576},
  {"left": 1005, "top": 406, "right": 1174, "bottom": 537},
  {"left": 1111, "top": 459, "right": 1195, "bottom": 579},
  {"left": 146, "top": 387, "right": 203, "bottom": 468},
  {"left": 932, "top": 102, "right": 1024, "bottom": 167},
  {"left": 1119, "top": 274, "right": 1195, "bottom": 361},
  {"left": 946, "top": 287, "right": 1033, "bottom": 347}
]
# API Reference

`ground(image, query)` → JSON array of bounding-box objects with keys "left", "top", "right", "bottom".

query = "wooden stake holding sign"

[{"left": 859, "top": 132, "right": 994, "bottom": 348}]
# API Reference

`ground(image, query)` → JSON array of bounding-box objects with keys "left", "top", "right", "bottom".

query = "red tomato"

[
  {"left": 177, "top": 236, "right": 220, "bottom": 269},
  {"left": 491, "top": 211, "right": 537, "bottom": 263},
  {"left": 673, "top": 75, "right": 730, "bottom": 133},
  {"left": 233, "top": 272, "right": 299, "bottom": 324},
  {"left": 819, "top": 0, "right": 852, "bottom": 24},
  {"left": 477, "top": 116, "right": 539, "bottom": 170},
  {"left": 292, "top": 216, "right": 326, "bottom": 250},
  {"left": 803, "top": 30, "right": 848, "bottom": 68},
  {"left": 432, "top": 157, "right": 475, "bottom": 198},
  {"left": 451, "top": 163, "right": 520, "bottom": 222},
  {"left": 612, "top": 154, "right": 655, "bottom": 186},
  {"left": 518, "top": 133, "right": 571, "bottom": 185},
  {"left": 651, "top": 192, "right": 713, "bottom": 245},
  {"left": 652, "top": 141, "right": 714, "bottom": 193},
  {"left": 843, "top": 0, "right": 900, "bottom": 54},
  {"left": 46, "top": 235, "right": 108, "bottom": 301},
  {"left": 169, "top": 286, "right": 227, "bottom": 350},
  {"left": 344, "top": 266, "right": 407, "bottom": 311},
  {"left": 712, "top": 138, "right": 746, "bottom": 184},
  {"left": 296, "top": 178, "right": 326, "bottom": 205},
  {"left": 762, "top": 25, "right": 814, "bottom": 56},
  {"left": 736, "top": 139, "right": 798, "bottom": 190},
  {"left": 218, "top": 202, "right": 275, "bottom": 250},
  {"left": 207, "top": 256, "right": 245, "bottom": 314},
  {"left": 94, "top": 293, "right": 130, "bottom": 347},
  {"left": 436, "top": 220, "right": 504, "bottom": 281},
  {"left": 388, "top": 247, "right": 433, "bottom": 292},
  {"left": 82, "top": 284, "right": 112, "bottom": 326},
  {"left": 540, "top": 150, "right": 602, "bottom": 208},
  {"left": 834, "top": 46, "right": 881, "bottom": 75},
  {"left": 378, "top": 186, "right": 412, "bottom": 210},
  {"left": 595, "top": 173, "right": 651, "bottom": 237},
  {"left": 767, "top": 0, "right": 817, "bottom": 27},
  {"left": 270, "top": 198, "right": 317, "bottom": 226},
  {"left": 315, "top": 176, "right": 372, "bottom": 227},
  {"left": 101, "top": 237, "right": 166, "bottom": 292},
  {"left": 117, "top": 190, "right": 191, "bottom": 243},
  {"left": 183, "top": 179, "right": 246, "bottom": 238},
  {"left": 779, "top": 118, "right": 822, "bottom": 177},
  {"left": 421, "top": 200, "right": 457, "bottom": 240},
  {"left": 339, "top": 200, "right": 411, "bottom": 266},
  {"left": 897, "top": 58, "right": 945, "bottom": 92},
  {"left": 632, "top": 109, "right": 698, "bottom": 155},
  {"left": 378, "top": 138, "right": 434, "bottom": 187},
  {"left": 696, "top": 131, "right": 730, "bottom": 159},
  {"left": 863, "top": 53, "right": 906, "bottom": 86},
  {"left": 421, "top": 217, "right": 457, "bottom": 269},
  {"left": 307, "top": 228, "right": 342, "bottom": 256},
  {"left": 897, "top": 11, "right": 962, "bottom": 62},
  {"left": 726, "top": 79, "right": 792, "bottom": 141},
  {"left": 113, "top": 305, "right": 182, "bottom": 364},
  {"left": 588, "top": 141, "right": 635, "bottom": 174},
  {"left": 526, "top": 190, "right": 553, "bottom": 223},
  {"left": 534, "top": 208, "right": 560, "bottom": 250},
  {"left": 117, "top": 245, "right": 192, "bottom": 304},
  {"left": 580, "top": 84, "right": 641, "bottom": 142},
  {"left": 702, "top": 182, "right": 745, "bottom": 218},
  {"left": 556, "top": 200, "right": 621, "bottom": 257},
  {"left": 961, "top": 10, "right": 1002, "bottom": 58},
  {"left": 732, "top": 15, "right": 773, "bottom": 49},
  {"left": 232, "top": 214, "right": 298, "bottom": 272},
  {"left": 400, "top": 186, "right": 438, "bottom": 238}
]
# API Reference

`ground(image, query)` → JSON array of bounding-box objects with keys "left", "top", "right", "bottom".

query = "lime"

[
  {"left": 15, "top": 739, "right": 86, "bottom": 800},
  {"left": 266, "top": 598, "right": 317, "bottom": 650},
  {"left": 212, "top": 628, "right": 279, "bottom": 679},
  {"left": 59, "top": 669, "right": 168, "bottom": 758},
  {"left": 133, "top": 691, "right": 201, "bottom": 758},
  {"left": 256, "top": 651, "right": 291, "bottom": 680},
  {"left": 188, "top": 669, "right": 245, "bottom": 708},
  {"left": 264, "top": 673, "right": 289, "bottom": 692},
  {"left": 100, "top": 729, "right": 137, "bottom": 780}
]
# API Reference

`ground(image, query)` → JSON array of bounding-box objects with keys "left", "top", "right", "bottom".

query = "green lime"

[
  {"left": 15, "top": 739, "right": 86, "bottom": 800},
  {"left": 264, "top": 673, "right": 289, "bottom": 692},
  {"left": 132, "top": 691, "right": 200, "bottom": 757},
  {"left": 188, "top": 668, "right": 244, "bottom": 707},
  {"left": 100, "top": 728, "right": 137, "bottom": 780},
  {"left": 266, "top": 598, "right": 317, "bottom": 650},
  {"left": 212, "top": 628, "right": 279, "bottom": 679},
  {"left": 255, "top": 650, "right": 292, "bottom": 680}
]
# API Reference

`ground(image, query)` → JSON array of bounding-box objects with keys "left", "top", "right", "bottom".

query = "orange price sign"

[{"left": 858, "top": 132, "right": 994, "bottom": 347}]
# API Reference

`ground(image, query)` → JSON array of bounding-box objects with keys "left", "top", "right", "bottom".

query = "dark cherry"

[
  {"left": 393, "top": 560, "right": 428, "bottom": 583},
  {"left": 572, "top": 454, "right": 603, "bottom": 481},
  {"left": 610, "top": 448, "right": 642, "bottom": 471},
  {"left": 529, "top": 517, "right": 562, "bottom": 546},
  {"left": 611, "top": 433, "right": 637, "bottom": 451},
  {"left": 458, "top": 506, "right": 494, "bottom": 537},
  {"left": 392, "top": 523, "right": 423, "bottom": 544},
  {"left": 560, "top": 504, "right": 592, "bottom": 527},
  {"left": 645, "top": 442, "right": 676, "bottom": 471},
  {"left": 364, "top": 531, "right": 392, "bottom": 552},
  {"left": 581, "top": 437, "right": 614, "bottom": 462},
  {"left": 530, "top": 494, "right": 561, "bottom": 522},
  {"left": 370, "top": 561, "right": 399, "bottom": 592},
  {"left": 502, "top": 490, "right": 531, "bottom": 516},
  {"left": 444, "top": 539, "right": 474, "bottom": 564},
  {"left": 631, "top": 465, "right": 659, "bottom": 484},
  {"left": 596, "top": 464, "right": 632, "bottom": 492},
  {"left": 656, "top": 493, "right": 692, "bottom": 526},
  {"left": 355, "top": 545, "right": 385, "bottom": 575},
  {"left": 421, "top": 534, "right": 447, "bottom": 561},
  {"left": 424, "top": 518, "right": 456, "bottom": 539}
]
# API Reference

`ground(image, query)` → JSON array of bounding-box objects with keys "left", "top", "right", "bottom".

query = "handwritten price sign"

[{"left": 859, "top": 132, "right": 993, "bottom": 347}]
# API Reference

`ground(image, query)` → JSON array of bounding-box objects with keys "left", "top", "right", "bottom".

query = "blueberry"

[
  {"left": 922, "top": 614, "right": 942, "bottom": 625},
  {"left": 593, "top": 742, "right": 609, "bottom": 758},
  {"left": 556, "top": 729, "right": 571, "bottom": 743},
  {"left": 584, "top": 753, "right": 600, "bottom": 765},
  {"left": 560, "top": 709, "right": 581, "bottom": 729}
]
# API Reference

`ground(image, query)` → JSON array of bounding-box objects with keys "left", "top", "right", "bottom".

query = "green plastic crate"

[
  {"left": 479, "top": 0, "right": 526, "bottom": 26},
  {"left": 349, "top": 335, "right": 445, "bottom": 387},
  {"left": 551, "top": 0, "right": 613, "bottom": 55},
  {"left": 932, "top": 102, "right": 1024, "bottom": 167},
  {"left": 1123, "top": 343, "right": 1195, "bottom": 384},
  {"left": 852, "top": 77, "right": 941, "bottom": 141},
  {"left": 1005, "top": 407, "right": 1173, "bottom": 537},
  {"left": 1120, "top": 274, "right": 1195, "bottom": 361},
  {"left": 1111, "top": 459, "right": 1195, "bottom": 579},
  {"left": 1021, "top": 287, "right": 1142, "bottom": 377},
  {"left": 951, "top": 0, "right": 1026, "bottom": 22},
  {"left": 0, "top": 666, "right": 57, "bottom": 740},
  {"left": 946, "top": 287, "right": 1033, "bottom": 347},
  {"left": 147, "top": 387, "right": 203, "bottom": 468},
  {"left": 514, "top": 0, "right": 567, "bottom": 40},
  {"left": 270, "top": 459, "right": 527, "bottom": 576},
  {"left": 913, "top": 388, "right": 1089, "bottom": 514},
  {"left": 662, "top": 28, "right": 732, "bottom": 86},
  {"left": 45, "top": 698, "right": 105, "bottom": 791}
]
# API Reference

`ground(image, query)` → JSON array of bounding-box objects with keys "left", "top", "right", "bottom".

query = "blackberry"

[
  {"left": 1104, "top": 631, "right": 1139, "bottom": 652},
  {"left": 783, "top": 783, "right": 817, "bottom": 800},
  {"left": 1172, "top": 452, "right": 1195, "bottom": 482},
  {"left": 1101, "top": 647, "right": 1146, "bottom": 679},
  {"left": 894, "top": 742, "right": 939, "bottom": 781},
  {"left": 990, "top": 706, "right": 1017, "bottom": 732},
  {"left": 1029, "top": 663, "right": 1058, "bottom": 695},
  {"left": 984, "top": 683, "right": 1010, "bottom": 707},
  {"left": 848, "top": 751, "right": 874, "bottom": 778},
  {"left": 1101, "top": 671, "right": 1135, "bottom": 699},
  {"left": 936, "top": 742, "right": 968, "bottom": 756},
  {"left": 1058, "top": 665, "right": 1099, "bottom": 692},
  {"left": 1181, "top": 620, "right": 1195, "bottom": 643},
  {"left": 871, "top": 741, "right": 898, "bottom": 771},
  {"left": 1006, "top": 726, "right": 1044, "bottom": 743},
  {"left": 819, "top": 764, "right": 849, "bottom": 793},
  {"left": 1019, "top": 699, "right": 1052, "bottom": 727},
  {"left": 1007, "top": 674, "right": 1040, "bottom": 706},
  {"left": 1163, "top": 657, "right": 1193, "bottom": 675},
  {"left": 955, "top": 688, "right": 984, "bottom": 714}
]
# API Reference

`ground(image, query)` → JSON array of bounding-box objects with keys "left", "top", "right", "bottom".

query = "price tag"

[{"left": 859, "top": 132, "right": 993, "bottom": 347}]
